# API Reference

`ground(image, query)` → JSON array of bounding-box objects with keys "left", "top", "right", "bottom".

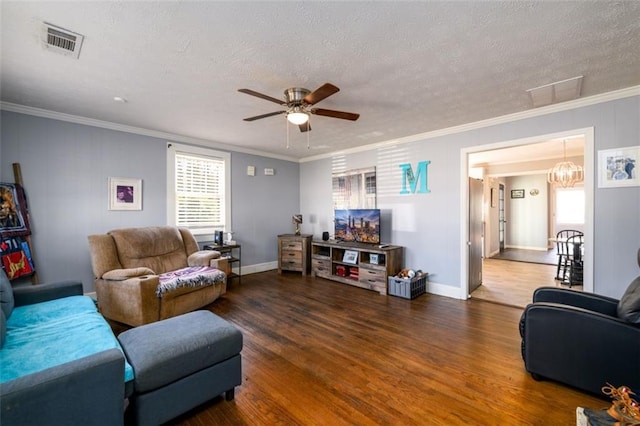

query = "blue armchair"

[{"left": 519, "top": 249, "right": 640, "bottom": 396}]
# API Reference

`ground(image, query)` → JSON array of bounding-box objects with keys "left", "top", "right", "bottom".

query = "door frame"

[
  {"left": 459, "top": 127, "right": 594, "bottom": 298},
  {"left": 468, "top": 177, "right": 484, "bottom": 293},
  {"left": 498, "top": 183, "right": 505, "bottom": 252}
]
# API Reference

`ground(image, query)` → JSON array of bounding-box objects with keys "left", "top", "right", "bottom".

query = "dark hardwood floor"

[{"left": 134, "top": 271, "right": 605, "bottom": 425}]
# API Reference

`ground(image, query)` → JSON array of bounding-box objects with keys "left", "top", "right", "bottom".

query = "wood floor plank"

[
  {"left": 158, "top": 270, "right": 604, "bottom": 425},
  {"left": 472, "top": 258, "right": 583, "bottom": 308}
]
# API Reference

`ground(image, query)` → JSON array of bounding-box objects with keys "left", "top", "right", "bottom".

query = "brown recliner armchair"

[{"left": 88, "top": 226, "right": 228, "bottom": 327}]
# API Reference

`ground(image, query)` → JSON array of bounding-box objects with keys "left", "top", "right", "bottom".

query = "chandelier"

[{"left": 547, "top": 140, "right": 584, "bottom": 188}]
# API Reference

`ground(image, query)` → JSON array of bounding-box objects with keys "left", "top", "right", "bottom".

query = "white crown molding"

[
  {"left": 300, "top": 85, "right": 640, "bottom": 163},
  {"left": 2, "top": 85, "right": 638, "bottom": 164},
  {"left": 0, "top": 102, "right": 298, "bottom": 163}
]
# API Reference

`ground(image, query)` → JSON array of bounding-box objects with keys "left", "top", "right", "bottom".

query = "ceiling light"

[
  {"left": 547, "top": 140, "right": 584, "bottom": 188},
  {"left": 287, "top": 107, "right": 309, "bottom": 125}
]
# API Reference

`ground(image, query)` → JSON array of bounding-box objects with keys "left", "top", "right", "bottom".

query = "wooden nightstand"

[{"left": 277, "top": 234, "right": 312, "bottom": 275}]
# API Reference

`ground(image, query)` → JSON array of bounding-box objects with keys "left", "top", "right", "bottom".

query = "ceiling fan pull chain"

[
  {"left": 307, "top": 117, "right": 310, "bottom": 149},
  {"left": 286, "top": 117, "right": 290, "bottom": 149}
]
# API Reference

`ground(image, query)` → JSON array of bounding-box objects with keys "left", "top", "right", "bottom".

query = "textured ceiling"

[{"left": 1, "top": 1, "right": 639, "bottom": 161}]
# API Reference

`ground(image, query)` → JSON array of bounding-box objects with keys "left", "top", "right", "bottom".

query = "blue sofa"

[
  {"left": 0, "top": 268, "right": 243, "bottom": 426},
  {"left": 0, "top": 269, "right": 133, "bottom": 425}
]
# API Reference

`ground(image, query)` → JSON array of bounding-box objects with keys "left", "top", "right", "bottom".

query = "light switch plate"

[
  {"left": 247, "top": 166, "right": 255, "bottom": 176},
  {"left": 264, "top": 168, "right": 274, "bottom": 176}
]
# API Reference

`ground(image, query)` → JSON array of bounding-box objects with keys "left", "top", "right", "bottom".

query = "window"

[
  {"left": 332, "top": 167, "right": 377, "bottom": 209},
  {"left": 167, "top": 143, "right": 230, "bottom": 236},
  {"left": 556, "top": 187, "right": 584, "bottom": 224}
]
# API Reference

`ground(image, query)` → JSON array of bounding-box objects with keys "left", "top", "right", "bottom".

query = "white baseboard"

[
  {"left": 426, "top": 281, "right": 467, "bottom": 300},
  {"left": 237, "top": 261, "right": 278, "bottom": 276},
  {"left": 237, "top": 262, "right": 467, "bottom": 301}
]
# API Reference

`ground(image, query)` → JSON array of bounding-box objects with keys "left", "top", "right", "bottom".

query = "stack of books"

[{"left": 349, "top": 267, "right": 359, "bottom": 280}]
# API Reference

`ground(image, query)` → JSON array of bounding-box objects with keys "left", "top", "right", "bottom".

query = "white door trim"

[{"left": 460, "top": 127, "right": 595, "bottom": 299}]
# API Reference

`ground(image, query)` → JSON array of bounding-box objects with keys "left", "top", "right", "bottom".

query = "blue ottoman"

[{"left": 118, "top": 310, "right": 242, "bottom": 425}]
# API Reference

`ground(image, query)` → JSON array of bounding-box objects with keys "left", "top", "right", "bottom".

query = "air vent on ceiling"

[
  {"left": 42, "top": 22, "right": 84, "bottom": 59},
  {"left": 526, "top": 76, "right": 583, "bottom": 108}
]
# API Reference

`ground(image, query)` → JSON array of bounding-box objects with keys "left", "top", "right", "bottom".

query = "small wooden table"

[{"left": 204, "top": 243, "right": 241, "bottom": 283}]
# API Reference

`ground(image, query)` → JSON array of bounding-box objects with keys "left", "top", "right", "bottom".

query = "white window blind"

[
  {"left": 167, "top": 144, "right": 230, "bottom": 235},
  {"left": 332, "top": 167, "right": 377, "bottom": 209}
]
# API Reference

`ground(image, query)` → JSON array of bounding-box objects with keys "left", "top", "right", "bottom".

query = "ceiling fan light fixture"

[
  {"left": 239, "top": 82, "right": 358, "bottom": 131},
  {"left": 287, "top": 110, "right": 309, "bottom": 125}
]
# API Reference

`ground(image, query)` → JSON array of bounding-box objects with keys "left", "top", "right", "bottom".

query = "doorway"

[{"left": 460, "top": 128, "right": 594, "bottom": 302}]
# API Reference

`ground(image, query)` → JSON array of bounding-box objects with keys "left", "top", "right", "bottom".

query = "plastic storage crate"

[{"left": 388, "top": 273, "right": 427, "bottom": 299}]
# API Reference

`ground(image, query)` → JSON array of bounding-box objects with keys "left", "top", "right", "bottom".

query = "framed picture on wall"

[
  {"left": 598, "top": 145, "right": 639, "bottom": 188},
  {"left": 510, "top": 189, "right": 525, "bottom": 199},
  {"left": 108, "top": 177, "right": 142, "bottom": 210}
]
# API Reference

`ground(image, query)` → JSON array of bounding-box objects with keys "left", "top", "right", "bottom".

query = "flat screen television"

[{"left": 334, "top": 209, "right": 381, "bottom": 244}]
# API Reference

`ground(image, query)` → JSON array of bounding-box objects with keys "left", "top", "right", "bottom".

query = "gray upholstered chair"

[{"left": 520, "top": 248, "right": 640, "bottom": 395}]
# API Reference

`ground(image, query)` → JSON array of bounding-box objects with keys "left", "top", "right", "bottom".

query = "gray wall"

[
  {"left": 1, "top": 111, "right": 299, "bottom": 291},
  {"left": 300, "top": 95, "right": 640, "bottom": 299},
  {"left": 229, "top": 151, "right": 301, "bottom": 267},
  {"left": 483, "top": 154, "right": 586, "bottom": 256},
  {"left": 505, "top": 174, "right": 549, "bottom": 250},
  {"left": 2, "top": 95, "right": 638, "bottom": 299}
]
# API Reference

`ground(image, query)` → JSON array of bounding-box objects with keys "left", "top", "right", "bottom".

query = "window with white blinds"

[
  {"left": 167, "top": 143, "right": 230, "bottom": 235},
  {"left": 332, "top": 167, "right": 376, "bottom": 209}
]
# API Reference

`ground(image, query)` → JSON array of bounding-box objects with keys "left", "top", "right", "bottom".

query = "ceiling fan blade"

[
  {"left": 238, "top": 89, "right": 284, "bottom": 105},
  {"left": 243, "top": 111, "right": 285, "bottom": 121},
  {"left": 299, "top": 122, "right": 311, "bottom": 132},
  {"left": 311, "top": 108, "right": 360, "bottom": 121},
  {"left": 303, "top": 83, "right": 340, "bottom": 105}
]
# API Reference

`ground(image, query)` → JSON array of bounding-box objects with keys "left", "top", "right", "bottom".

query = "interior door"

[
  {"left": 499, "top": 183, "right": 505, "bottom": 252},
  {"left": 468, "top": 178, "right": 483, "bottom": 293}
]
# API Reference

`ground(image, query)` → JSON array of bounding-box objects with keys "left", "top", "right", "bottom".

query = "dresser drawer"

[
  {"left": 282, "top": 258, "right": 302, "bottom": 269},
  {"left": 312, "top": 259, "right": 331, "bottom": 275},
  {"left": 359, "top": 267, "right": 386, "bottom": 288},
  {"left": 281, "top": 250, "right": 302, "bottom": 261},
  {"left": 359, "top": 267, "right": 385, "bottom": 280},
  {"left": 281, "top": 241, "right": 302, "bottom": 251}
]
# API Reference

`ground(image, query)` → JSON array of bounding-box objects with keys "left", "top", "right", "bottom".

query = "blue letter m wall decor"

[{"left": 399, "top": 161, "right": 431, "bottom": 194}]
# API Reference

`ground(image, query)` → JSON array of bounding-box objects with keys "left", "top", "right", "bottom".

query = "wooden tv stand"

[{"left": 311, "top": 240, "right": 403, "bottom": 295}]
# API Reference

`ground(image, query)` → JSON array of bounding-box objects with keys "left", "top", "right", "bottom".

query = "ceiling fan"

[{"left": 238, "top": 83, "right": 360, "bottom": 132}]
